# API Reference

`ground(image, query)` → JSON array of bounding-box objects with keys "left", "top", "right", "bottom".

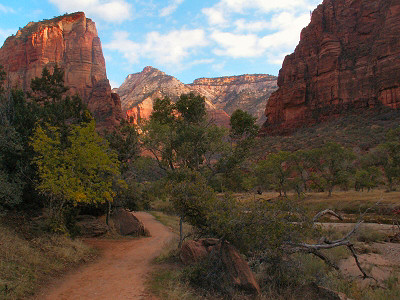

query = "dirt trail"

[{"left": 33, "top": 212, "right": 175, "bottom": 300}]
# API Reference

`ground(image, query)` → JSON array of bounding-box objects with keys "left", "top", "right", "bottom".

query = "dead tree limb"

[
  {"left": 312, "top": 209, "right": 343, "bottom": 223},
  {"left": 289, "top": 211, "right": 373, "bottom": 280}
]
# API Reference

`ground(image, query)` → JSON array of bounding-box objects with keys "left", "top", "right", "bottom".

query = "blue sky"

[{"left": 0, "top": 0, "right": 322, "bottom": 88}]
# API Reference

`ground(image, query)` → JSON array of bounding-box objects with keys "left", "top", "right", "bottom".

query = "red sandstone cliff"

[
  {"left": 263, "top": 0, "right": 400, "bottom": 135},
  {"left": 0, "top": 12, "right": 122, "bottom": 130},
  {"left": 117, "top": 66, "right": 277, "bottom": 127},
  {"left": 189, "top": 74, "right": 277, "bottom": 124}
]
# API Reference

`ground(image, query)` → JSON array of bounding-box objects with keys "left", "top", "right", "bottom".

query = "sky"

[{"left": 0, "top": 0, "right": 322, "bottom": 88}]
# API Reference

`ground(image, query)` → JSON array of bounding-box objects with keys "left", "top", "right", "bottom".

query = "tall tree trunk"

[
  {"left": 178, "top": 216, "right": 184, "bottom": 248},
  {"left": 106, "top": 201, "right": 111, "bottom": 226}
]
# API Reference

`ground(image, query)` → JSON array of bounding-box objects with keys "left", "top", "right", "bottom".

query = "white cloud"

[
  {"left": 211, "top": 31, "right": 265, "bottom": 58},
  {"left": 105, "top": 29, "right": 208, "bottom": 68},
  {"left": 0, "top": 28, "right": 16, "bottom": 46},
  {"left": 234, "top": 19, "right": 269, "bottom": 32},
  {"left": 0, "top": 4, "right": 15, "bottom": 13},
  {"left": 48, "top": 0, "right": 132, "bottom": 23},
  {"left": 109, "top": 80, "right": 120, "bottom": 89},
  {"left": 160, "top": 0, "right": 184, "bottom": 17},
  {"left": 213, "top": 0, "right": 312, "bottom": 14},
  {"left": 202, "top": 7, "right": 227, "bottom": 26},
  {"left": 105, "top": 31, "right": 140, "bottom": 64},
  {"left": 208, "top": 0, "right": 316, "bottom": 66}
]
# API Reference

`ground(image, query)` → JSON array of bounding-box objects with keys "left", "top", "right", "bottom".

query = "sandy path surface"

[{"left": 33, "top": 212, "right": 175, "bottom": 300}]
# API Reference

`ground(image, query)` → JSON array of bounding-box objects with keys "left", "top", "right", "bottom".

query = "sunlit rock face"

[
  {"left": 262, "top": 0, "right": 400, "bottom": 135},
  {"left": 189, "top": 74, "right": 278, "bottom": 125},
  {"left": 0, "top": 12, "right": 122, "bottom": 130},
  {"left": 117, "top": 66, "right": 277, "bottom": 127}
]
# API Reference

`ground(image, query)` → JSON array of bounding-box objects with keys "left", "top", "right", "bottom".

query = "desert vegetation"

[{"left": 1, "top": 65, "right": 400, "bottom": 299}]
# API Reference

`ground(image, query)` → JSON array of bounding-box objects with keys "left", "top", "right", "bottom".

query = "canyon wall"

[
  {"left": 262, "top": 0, "right": 400, "bottom": 134},
  {"left": 117, "top": 66, "right": 277, "bottom": 127},
  {"left": 0, "top": 12, "right": 122, "bottom": 129}
]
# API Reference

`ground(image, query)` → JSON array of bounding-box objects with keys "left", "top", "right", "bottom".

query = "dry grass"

[
  {"left": 0, "top": 223, "right": 96, "bottom": 300},
  {"left": 232, "top": 190, "right": 400, "bottom": 223},
  {"left": 149, "top": 211, "right": 193, "bottom": 236}
]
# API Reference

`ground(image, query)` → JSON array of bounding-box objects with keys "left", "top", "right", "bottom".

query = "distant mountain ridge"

[{"left": 116, "top": 66, "right": 278, "bottom": 126}]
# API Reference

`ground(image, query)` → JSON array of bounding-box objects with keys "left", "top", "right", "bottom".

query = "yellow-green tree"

[{"left": 31, "top": 120, "right": 120, "bottom": 222}]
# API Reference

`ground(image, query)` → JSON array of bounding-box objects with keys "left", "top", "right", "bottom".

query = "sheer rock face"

[
  {"left": 189, "top": 75, "right": 277, "bottom": 124},
  {"left": 262, "top": 0, "right": 400, "bottom": 135},
  {"left": 0, "top": 12, "right": 122, "bottom": 130},
  {"left": 117, "top": 66, "right": 277, "bottom": 127}
]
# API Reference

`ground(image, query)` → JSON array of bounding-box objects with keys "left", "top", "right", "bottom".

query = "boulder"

[
  {"left": 76, "top": 215, "right": 109, "bottom": 237},
  {"left": 180, "top": 238, "right": 260, "bottom": 294},
  {"left": 111, "top": 208, "right": 148, "bottom": 237},
  {"left": 220, "top": 242, "right": 261, "bottom": 294}
]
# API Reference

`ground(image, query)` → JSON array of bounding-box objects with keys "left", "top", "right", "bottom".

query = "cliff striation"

[
  {"left": 263, "top": 0, "right": 400, "bottom": 135},
  {"left": 117, "top": 66, "right": 277, "bottom": 126},
  {"left": 0, "top": 12, "right": 122, "bottom": 129}
]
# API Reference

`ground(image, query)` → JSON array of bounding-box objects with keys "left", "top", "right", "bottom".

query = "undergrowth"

[{"left": 0, "top": 219, "right": 96, "bottom": 300}]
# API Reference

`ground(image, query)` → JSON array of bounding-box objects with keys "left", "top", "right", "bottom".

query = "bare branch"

[
  {"left": 347, "top": 245, "right": 373, "bottom": 280},
  {"left": 313, "top": 209, "right": 343, "bottom": 223}
]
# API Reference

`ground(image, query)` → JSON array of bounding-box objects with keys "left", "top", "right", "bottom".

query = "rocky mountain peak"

[{"left": 0, "top": 12, "right": 122, "bottom": 130}]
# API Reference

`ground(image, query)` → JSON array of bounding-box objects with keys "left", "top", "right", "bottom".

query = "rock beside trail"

[
  {"left": 111, "top": 208, "right": 148, "bottom": 237},
  {"left": 180, "top": 238, "right": 260, "bottom": 294},
  {"left": 298, "top": 283, "right": 352, "bottom": 300},
  {"left": 76, "top": 215, "right": 109, "bottom": 237}
]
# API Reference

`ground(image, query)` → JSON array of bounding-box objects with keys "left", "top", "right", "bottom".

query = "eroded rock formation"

[
  {"left": 190, "top": 74, "right": 277, "bottom": 124},
  {"left": 0, "top": 12, "right": 122, "bottom": 129},
  {"left": 117, "top": 66, "right": 277, "bottom": 127},
  {"left": 263, "top": 0, "right": 400, "bottom": 135}
]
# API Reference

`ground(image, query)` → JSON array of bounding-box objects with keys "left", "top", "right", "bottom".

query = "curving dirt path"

[{"left": 33, "top": 212, "right": 175, "bottom": 300}]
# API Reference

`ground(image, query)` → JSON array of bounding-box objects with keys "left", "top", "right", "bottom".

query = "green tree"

[
  {"left": 29, "top": 65, "right": 89, "bottom": 127},
  {"left": 354, "top": 166, "right": 381, "bottom": 191},
  {"left": 371, "top": 128, "right": 400, "bottom": 191},
  {"left": 169, "top": 169, "right": 216, "bottom": 247},
  {"left": 215, "top": 109, "right": 258, "bottom": 191},
  {"left": 0, "top": 125, "right": 25, "bottom": 210},
  {"left": 256, "top": 151, "right": 292, "bottom": 196},
  {"left": 31, "top": 120, "right": 120, "bottom": 227},
  {"left": 229, "top": 109, "right": 258, "bottom": 140},
  {"left": 306, "top": 142, "right": 355, "bottom": 196},
  {"left": 142, "top": 93, "right": 225, "bottom": 171},
  {"left": 106, "top": 119, "right": 140, "bottom": 165}
]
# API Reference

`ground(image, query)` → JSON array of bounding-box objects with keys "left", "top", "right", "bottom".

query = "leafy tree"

[
  {"left": 29, "top": 65, "right": 89, "bottom": 127},
  {"left": 354, "top": 166, "right": 381, "bottom": 191},
  {"left": 31, "top": 120, "right": 120, "bottom": 226},
  {"left": 169, "top": 168, "right": 216, "bottom": 247},
  {"left": 142, "top": 93, "right": 225, "bottom": 171},
  {"left": 0, "top": 65, "right": 5, "bottom": 92},
  {"left": 215, "top": 109, "right": 258, "bottom": 191},
  {"left": 288, "top": 150, "right": 310, "bottom": 196},
  {"left": 30, "top": 65, "right": 68, "bottom": 104},
  {"left": 229, "top": 109, "right": 258, "bottom": 140},
  {"left": 305, "top": 142, "right": 355, "bottom": 196},
  {"left": 0, "top": 125, "right": 25, "bottom": 210},
  {"left": 256, "top": 151, "right": 292, "bottom": 196},
  {"left": 371, "top": 128, "right": 400, "bottom": 191},
  {"left": 106, "top": 119, "right": 140, "bottom": 165}
]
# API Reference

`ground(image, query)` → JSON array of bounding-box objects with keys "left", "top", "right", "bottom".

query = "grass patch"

[
  {"left": 0, "top": 220, "right": 96, "bottom": 299},
  {"left": 355, "top": 228, "right": 388, "bottom": 243},
  {"left": 148, "top": 267, "right": 204, "bottom": 300},
  {"left": 149, "top": 211, "right": 193, "bottom": 236}
]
